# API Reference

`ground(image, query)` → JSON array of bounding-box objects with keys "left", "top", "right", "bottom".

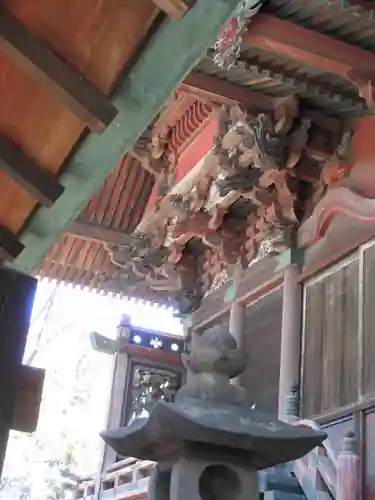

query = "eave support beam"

[
  {"left": 11, "top": 0, "right": 251, "bottom": 275},
  {"left": 0, "top": 8, "right": 117, "bottom": 132},
  {"left": 0, "top": 226, "right": 24, "bottom": 262},
  {"left": 152, "top": 0, "right": 194, "bottom": 20},
  {"left": 245, "top": 13, "right": 375, "bottom": 111},
  {"left": 183, "top": 72, "right": 341, "bottom": 136},
  {"left": 183, "top": 71, "right": 274, "bottom": 112},
  {"left": 68, "top": 219, "right": 133, "bottom": 246},
  {"left": 0, "top": 136, "right": 64, "bottom": 207}
]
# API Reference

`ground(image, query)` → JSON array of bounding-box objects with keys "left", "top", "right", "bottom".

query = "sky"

[{"left": 30, "top": 279, "right": 184, "bottom": 344}]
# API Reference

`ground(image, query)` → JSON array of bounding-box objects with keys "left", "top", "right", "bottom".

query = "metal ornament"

[{"left": 213, "top": 0, "right": 263, "bottom": 70}]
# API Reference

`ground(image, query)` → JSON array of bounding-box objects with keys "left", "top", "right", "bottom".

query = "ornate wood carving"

[
  {"left": 213, "top": 0, "right": 263, "bottom": 70},
  {"left": 102, "top": 96, "right": 355, "bottom": 313},
  {"left": 298, "top": 187, "right": 375, "bottom": 248}
]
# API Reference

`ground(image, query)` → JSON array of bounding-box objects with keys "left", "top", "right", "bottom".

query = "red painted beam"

[
  {"left": 183, "top": 72, "right": 274, "bottom": 112},
  {"left": 183, "top": 71, "right": 340, "bottom": 133},
  {"left": 245, "top": 13, "right": 375, "bottom": 81}
]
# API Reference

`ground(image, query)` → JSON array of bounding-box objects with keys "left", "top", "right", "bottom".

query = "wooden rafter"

[
  {"left": 245, "top": 13, "right": 375, "bottom": 109},
  {"left": 0, "top": 226, "right": 24, "bottom": 261},
  {"left": 0, "top": 8, "right": 118, "bottom": 133},
  {"left": 246, "top": 13, "right": 375, "bottom": 77},
  {"left": 68, "top": 219, "right": 133, "bottom": 246},
  {"left": 11, "top": 0, "right": 251, "bottom": 275},
  {"left": 183, "top": 72, "right": 274, "bottom": 112},
  {"left": 182, "top": 72, "right": 341, "bottom": 135},
  {"left": 152, "top": 0, "right": 193, "bottom": 20},
  {"left": 12, "top": 365, "right": 45, "bottom": 433},
  {"left": 0, "top": 136, "right": 64, "bottom": 207},
  {"left": 131, "top": 147, "right": 164, "bottom": 177}
]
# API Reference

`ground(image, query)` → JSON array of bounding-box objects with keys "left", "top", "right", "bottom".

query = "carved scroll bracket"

[
  {"left": 347, "top": 70, "right": 375, "bottom": 113},
  {"left": 298, "top": 186, "right": 375, "bottom": 248}
]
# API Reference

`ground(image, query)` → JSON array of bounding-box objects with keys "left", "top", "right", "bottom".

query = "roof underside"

[
  {"left": 2, "top": 0, "right": 249, "bottom": 290},
  {"left": 35, "top": 0, "right": 375, "bottom": 297},
  {"left": 39, "top": 156, "right": 154, "bottom": 291},
  {"left": 265, "top": 0, "right": 375, "bottom": 51},
  {"left": 197, "top": 51, "right": 367, "bottom": 118}
]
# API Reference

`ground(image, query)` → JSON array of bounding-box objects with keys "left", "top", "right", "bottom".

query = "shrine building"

[{"left": 0, "top": 1, "right": 375, "bottom": 500}]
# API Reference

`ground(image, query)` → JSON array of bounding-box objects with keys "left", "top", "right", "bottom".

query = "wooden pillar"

[
  {"left": 0, "top": 269, "right": 37, "bottom": 476},
  {"left": 100, "top": 315, "right": 131, "bottom": 472},
  {"left": 229, "top": 265, "right": 246, "bottom": 386},
  {"left": 337, "top": 431, "right": 360, "bottom": 500},
  {"left": 277, "top": 253, "right": 302, "bottom": 419}
]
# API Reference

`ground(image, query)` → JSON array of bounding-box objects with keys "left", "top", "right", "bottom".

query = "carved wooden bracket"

[
  {"left": 152, "top": 0, "right": 194, "bottom": 20},
  {"left": 298, "top": 187, "right": 375, "bottom": 248},
  {"left": 105, "top": 96, "right": 356, "bottom": 310},
  {"left": 347, "top": 70, "right": 375, "bottom": 112}
]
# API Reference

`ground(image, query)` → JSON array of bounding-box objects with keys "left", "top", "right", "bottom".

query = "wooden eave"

[
  {"left": 29, "top": 0, "right": 375, "bottom": 298},
  {"left": 103, "top": 1, "right": 375, "bottom": 304},
  {"left": 0, "top": 0, "right": 159, "bottom": 263},
  {"left": 38, "top": 155, "right": 154, "bottom": 290},
  {"left": 4, "top": 0, "right": 250, "bottom": 276},
  {"left": 264, "top": 0, "right": 375, "bottom": 51}
]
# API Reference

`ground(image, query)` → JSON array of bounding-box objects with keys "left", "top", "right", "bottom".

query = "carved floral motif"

[{"left": 212, "top": 0, "right": 263, "bottom": 70}]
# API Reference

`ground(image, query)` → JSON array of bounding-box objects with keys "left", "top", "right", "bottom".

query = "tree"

[{"left": 1, "top": 281, "right": 113, "bottom": 500}]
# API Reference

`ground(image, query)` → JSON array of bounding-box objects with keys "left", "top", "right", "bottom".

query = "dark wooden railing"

[{"left": 293, "top": 419, "right": 360, "bottom": 500}]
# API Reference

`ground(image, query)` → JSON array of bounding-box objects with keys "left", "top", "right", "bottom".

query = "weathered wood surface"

[
  {"left": 337, "top": 432, "right": 360, "bottom": 500},
  {"left": 0, "top": 8, "right": 118, "bottom": 133},
  {"left": 302, "top": 217, "right": 375, "bottom": 279},
  {"left": 362, "top": 244, "right": 375, "bottom": 397},
  {"left": 12, "top": 0, "right": 251, "bottom": 274},
  {"left": 192, "top": 256, "right": 282, "bottom": 330},
  {"left": 365, "top": 409, "right": 375, "bottom": 500},
  {"left": 241, "top": 288, "right": 282, "bottom": 414},
  {"left": 152, "top": 0, "right": 193, "bottom": 20},
  {"left": 0, "top": 135, "right": 64, "bottom": 207},
  {"left": 102, "top": 323, "right": 130, "bottom": 471},
  {"left": 0, "top": 0, "right": 158, "bottom": 235},
  {"left": 303, "top": 260, "right": 359, "bottom": 417},
  {"left": 12, "top": 364, "right": 45, "bottom": 433}
]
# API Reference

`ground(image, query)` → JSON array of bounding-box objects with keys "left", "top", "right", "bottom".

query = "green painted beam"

[{"left": 11, "top": 0, "right": 254, "bottom": 275}]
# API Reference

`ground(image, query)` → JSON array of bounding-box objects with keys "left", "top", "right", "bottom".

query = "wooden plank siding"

[
  {"left": 303, "top": 239, "right": 375, "bottom": 418},
  {"left": 363, "top": 244, "right": 375, "bottom": 397},
  {"left": 241, "top": 288, "right": 283, "bottom": 414},
  {"left": 365, "top": 408, "right": 375, "bottom": 500},
  {"left": 302, "top": 258, "right": 360, "bottom": 417},
  {"left": 301, "top": 240, "right": 375, "bottom": 499}
]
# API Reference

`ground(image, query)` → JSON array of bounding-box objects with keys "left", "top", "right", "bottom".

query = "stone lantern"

[{"left": 101, "top": 324, "right": 326, "bottom": 500}]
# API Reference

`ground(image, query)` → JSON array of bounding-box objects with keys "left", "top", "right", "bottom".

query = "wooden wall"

[
  {"left": 302, "top": 240, "right": 375, "bottom": 500},
  {"left": 302, "top": 258, "right": 359, "bottom": 417},
  {"left": 241, "top": 287, "right": 283, "bottom": 414}
]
